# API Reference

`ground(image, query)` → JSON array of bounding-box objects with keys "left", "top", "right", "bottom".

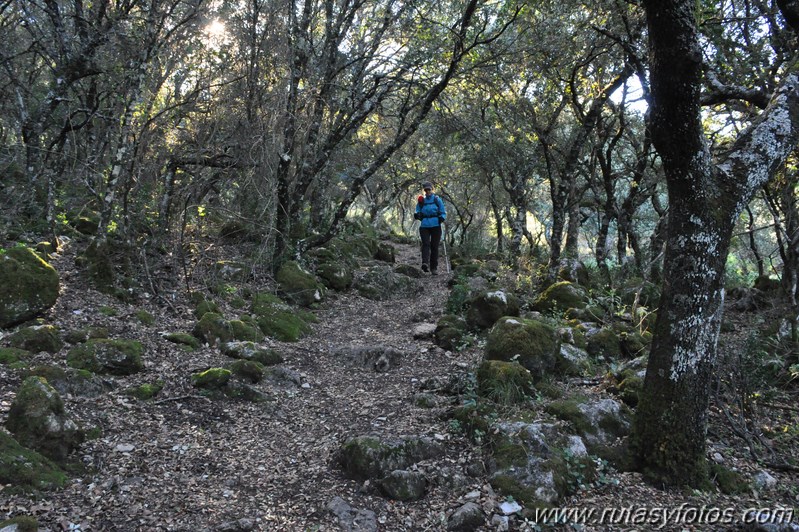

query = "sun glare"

[{"left": 204, "top": 18, "right": 230, "bottom": 49}]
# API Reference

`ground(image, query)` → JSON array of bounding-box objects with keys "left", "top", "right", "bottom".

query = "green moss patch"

[
  {"left": 8, "top": 325, "right": 63, "bottom": 353},
  {"left": 0, "top": 430, "right": 66, "bottom": 492},
  {"left": 477, "top": 360, "right": 534, "bottom": 404},
  {"left": 0, "top": 516, "right": 39, "bottom": 532},
  {"left": 0, "top": 347, "right": 29, "bottom": 365},
  {"left": 276, "top": 261, "right": 325, "bottom": 307},
  {"left": 533, "top": 281, "right": 588, "bottom": 314},
  {"left": 163, "top": 332, "right": 201, "bottom": 349},
  {"left": 0, "top": 247, "right": 60, "bottom": 328},
  {"left": 251, "top": 293, "right": 315, "bottom": 342},
  {"left": 66, "top": 339, "right": 144, "bottom": 375},
  {"left": 226, "top": 360, "right": 265, "bottom": 383},
  {"left": 125, "top": 381, "right": 165, "bottom": 400},
  {"left": 191, "top": 368, "right": 232, "bottom": 389},
  {"left": 485, "top": 317, "right": 560, "bottom": 381},
  {"left": 192, "top": 312, "right": 234, "bottom": 346},
  {"left": 135, "top": 310, "right": 155, "bottom": 326}
]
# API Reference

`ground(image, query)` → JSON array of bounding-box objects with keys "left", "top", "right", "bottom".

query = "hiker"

[{"left": 414, "top": 181, "right": 446, "bottom": 275}]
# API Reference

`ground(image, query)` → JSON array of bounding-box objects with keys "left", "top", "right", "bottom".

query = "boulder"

[
  {"left": 466, "top": 290, "right": 520, "bottom": 330},
  {"left": 23, "top": 365, "right": 110, "bottom": 397},
  {"left": 394, "top": 264, "right": 423, "bottom": 278},
  {"left": 476, "top": 360, "right": 535, "bottom": 404},
  {"left": 533, "top": 281, "right": 588, "bottom": 314},
  {"left": 434, "top": 315, "right": 468, "bottom": 351},
  {"left": 378, "top": 470, "right": 427, "bottom": 501},
  {"left": 0, "top": 347, "right": 29, "bottom": 365},
  {"left": 0, "top": 430, "right": 66, "bottom": 490},
  {"left": 66, "top": 338, "right": 144, "bottom": 375},
  {"left": 276, "top": 261, "right": 325, "bottom": 307},
  {"left": 0, "top": 247, "right": 60, "bottom": 328},
  {"left": 191, "top": 368, "right": 232, "bottom": 389},
  {"left": 251, "top": 293, "right": 315, "bottom": 342},
  {"left": 485, "top": 317, "right": 560, "bottom": 381},
  {"left": 338, "top": 435, "right": 443, "bottom": 480},
  {"left": 586, "top": 327, "right": 621, "bottom": 359},
  {"left": 544, "top": 397, "right": 632, "bottom": 463},
  {"left": 354, "top": 265, "right": 417, "bottom": 301},
  {"left": 327, "top": 496, "right": 378, "bottom": 532},
  {"left": 489, "top": 421, "right": 596, "bottom": 508},
  {"left": 6, "top": 377, "right": 84, "bottom": 462},
  {"left": 192, "top": 312, "right": 234, "bottom": 346},
  {"left": 447, "top": 502, "right": 485, "bottom": 531},
  {"left": 7, "top": 325, "right": 63, "bottom": 353},
  {"left": 221, "top": 341, "right": 283, "bottom": 365},
  {"left": 375, "top": 242, "right": 396, "bottom": 263}
]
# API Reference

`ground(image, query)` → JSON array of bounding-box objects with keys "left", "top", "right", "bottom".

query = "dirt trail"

[{"left": 1, "top": 240, "right": 486, "bottom": 531}]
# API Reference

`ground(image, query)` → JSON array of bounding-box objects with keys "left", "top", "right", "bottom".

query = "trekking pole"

[{"left": 441, "top": 223, "right": 451, "bottom": 274}]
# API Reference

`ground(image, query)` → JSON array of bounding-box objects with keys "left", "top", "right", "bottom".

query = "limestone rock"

[
  {"left": 327, "top": 496, "right": 377, "bottom": 532},
  {"left": 354, "top": 265, "right": 417, "bottom": 301},
  {"left": 7, "top": 325, "right": 63, "bottom": 353},
  {"left": 0, "top": 247, "right": 60, "bottom": 329},
  {"left": 466, "top": 289, "right": 520, "bottom": 330},
  {"left": 276, "top": 261, "right": 325, "bottom": 307},
  {"left": 334, "top": 345, "right": 404, "bottom": 372},
  {"left": 339, "top": 435, "right": 443, "bottom": 480},
  {"left": 532, "top": 281, "right": 588, "bottom": 314},
  {"left": 434, "top": 315, "right": 468, "bottom": 351},
  {"left": 66, "top": 339, "right": 144, "bottom": 375},
  {"left": 378, "top": 469, "right": 427, "bottom": 501},
  {"left": 485, "top": 317, "right": 560, "bottom": 381},
  {"left": 6, "top": 377, "right": 84, "bottom": 462},
  {"left": 447, "top": 502, "right": 485, "bottom": 531}
]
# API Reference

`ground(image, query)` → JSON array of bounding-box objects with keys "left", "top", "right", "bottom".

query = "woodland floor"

[{"left": 1, "top": 237, "right": 798, "bottom": 531}]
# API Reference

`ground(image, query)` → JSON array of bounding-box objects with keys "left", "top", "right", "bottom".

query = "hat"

[{"left": 421, "top": 181, "right": 433, "bottom": 190}]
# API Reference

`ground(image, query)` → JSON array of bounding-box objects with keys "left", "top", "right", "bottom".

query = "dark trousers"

[{"left": 419, "top": 225, "right": 442, "bottom": 271}]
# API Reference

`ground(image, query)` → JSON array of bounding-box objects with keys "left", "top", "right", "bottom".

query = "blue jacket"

[{"left": 416, "top": 194, "right": 446, "bottom": 228}]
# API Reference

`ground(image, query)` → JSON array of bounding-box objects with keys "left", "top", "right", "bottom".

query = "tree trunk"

[{"left": 635, "top": 0, "right": 799, "bottom": 486}]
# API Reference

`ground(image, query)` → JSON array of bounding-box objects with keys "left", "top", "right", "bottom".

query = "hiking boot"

[{"left": 422, "top": 264, "right": 429, "bottom": 272}]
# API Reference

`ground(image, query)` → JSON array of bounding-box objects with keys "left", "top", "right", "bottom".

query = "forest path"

[{"left": 1, "top": 238, "right": 486, "bottom": 531}]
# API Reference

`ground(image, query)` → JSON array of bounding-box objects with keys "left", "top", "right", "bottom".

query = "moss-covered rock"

[
  {"left": 66, "top": 339, "right": 144, "bottom": 375},
  {"left": 194, "top": 298, "right": 221, "bottom": 319},
  {"left": 709, "top": 463, "right": 749, "bottom": 495},
  {"left": 488, "top": 421, "right": 596, "bottom": 508},
  {"left": 618, "top": 374, "right": 643, "bottom": 407},
  {"left": 0, "top": 430, "right": 67, "bottom": 492},
  {"left": 162, "top": 332, "right": 202, "bottom": 349},
  {"left": 64, "top": 326, "right": 109, "bottom": 345},
  {"left": 125, "top": 381, "right": 164, "bottom": 400},
  {"left": 192, "top": 312, "right": 234, "bottom": 346},
  {"left": 226, "top": 359, "right": 265, "bottom": 383},
  {"left": 433, "top": 314, "right": 468, "bottom": 351},
  {"left": 378, "top": 470, "right": 427, "bottom": 501},
  {"left": 533, "top": 281, "right": 589, "bottom": 314},
  {"left": 7, "top": 325, "right": 63, "bottom": 353},
  {"left": 220, "top": 341, "right": 284, "bottom": 365},
  {"left": 544, "top": 397, "right": 631, "bottom": 464},
  {"left": 276, "top": 260, "right": 325, "bottom": 307},
  {"left": 586, "top": 328, "right": 621, "bottom": 359},
  {"left": 0, "top": 515, "right": 40, "bottom": 532},
  {"left": 6, "top": 377, "right": 84, "bottom": 462},
  {"left": 476, "top": 360, "right": 534, "bottom": 404},
  {"left": 375, "top": 242, "right": 396, "bottom": 263},
  {"left": 485, "top": 317, "right": 560, "bottom": 381},
  {"left": 230, "top": 319, "right": 265, "bottom": 342},
  {"left": 338, "top": 435, "right": 443, "bottom": 481},
  {"left": 191, "top": 368, "right": 232, "bottom": 389},
  {"left": 0, "top": 247, "right": 60, "bottom": 328},
  {"left": 251, "top": 293, "right": 315, "bottom": 342},
  {"left": 394, "top": 264, "right": 423, "bottom": 279},
  {"left": 135, "top": 310, "right": 155, "bottom": 326},
  {"left": 22, "top": 365, "right": 108, "bottom": 397},
  {"left": 355, "top": 265, "right": 417, "bottom": 301},
  {"left": 466, "top": 290, "right": 521, "bottom": 330},
  {"left": 315, "top": 261, "right": 355, "bottom": 291},
  {"left": 0, "top": 347, "right": 29, "bottom": 365}
]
